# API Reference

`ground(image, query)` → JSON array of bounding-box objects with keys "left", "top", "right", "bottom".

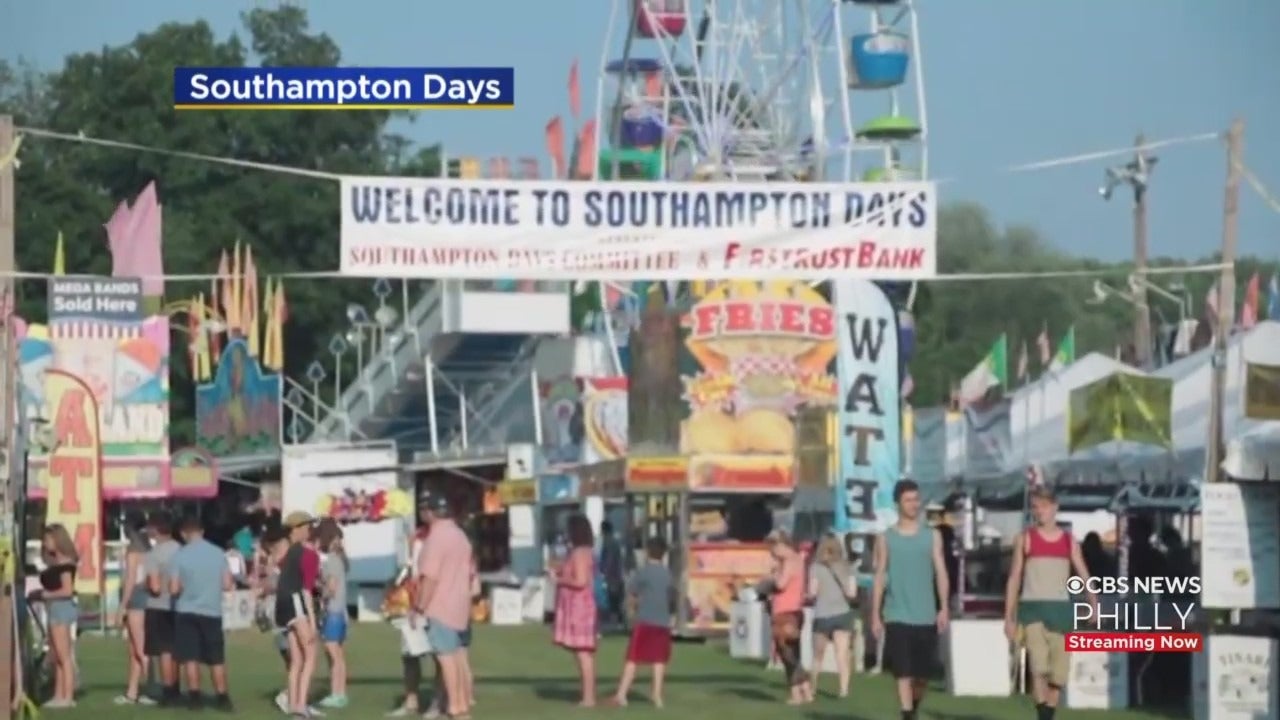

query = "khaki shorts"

[{"left": 1023, "top": 622, "right": 1069, "bottom": 687}]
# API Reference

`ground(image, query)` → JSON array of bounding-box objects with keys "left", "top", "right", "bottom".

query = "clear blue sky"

[{"left": 4, "top": 0, "right": 1278, "bottom": 262}]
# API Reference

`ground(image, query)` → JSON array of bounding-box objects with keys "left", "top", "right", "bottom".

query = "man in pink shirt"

[{"left": 415, "top": 493, "right": 474, "bottom": 718}]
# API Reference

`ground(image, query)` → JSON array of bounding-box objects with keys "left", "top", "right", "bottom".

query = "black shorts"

[
  {"left": 274, "top": 591, "right": 310, "bottom": 629},
  {"left": 143, "top": 609, "right": 175, "bottom": 656},
  {"left": 883, "top": 623, "right": 937, "bottom": 680},
  {"left": 173, "top": 613, "right": 226, "bottom": 666}
]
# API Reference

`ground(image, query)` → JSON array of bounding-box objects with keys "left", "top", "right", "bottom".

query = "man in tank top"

[
  {"left": 871, "top": 479, "right": 949, "bottom": 720},
  {"left": 1003, "top": 486, "right": 1097, "bottom": 720}
]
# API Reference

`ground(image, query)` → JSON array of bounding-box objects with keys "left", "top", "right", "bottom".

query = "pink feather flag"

[
  {"left": 104, "top": 198, "right": 132, "bottom": 269},
  {"left": 106, "top": 182, "right": 164, "bottom": 296},
  {"left": 131, "top": 182, "right": 165, "bottom": 296}
]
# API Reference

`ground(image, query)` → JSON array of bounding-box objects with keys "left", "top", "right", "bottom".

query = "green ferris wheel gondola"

[
  {"left": 856, "top": 115, "right": 921, "bottom": 141},
  {"left": 598, "top": 147, "right": 662, "bottom": 180}
]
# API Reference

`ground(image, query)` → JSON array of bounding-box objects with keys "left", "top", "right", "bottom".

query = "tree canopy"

[
  {"left": 1, "top": 7, "right": 439, "bottom": 443},
  {"left": 2, "top": 6, "right": 1275, "bottom": 440}
]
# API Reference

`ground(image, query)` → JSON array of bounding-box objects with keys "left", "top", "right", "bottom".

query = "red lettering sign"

[{"left": 53, "top": 388, "right": 92, "bottom": 448}]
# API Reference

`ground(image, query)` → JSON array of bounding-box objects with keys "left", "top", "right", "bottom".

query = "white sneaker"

[
  {"left": 275, "top": 692, "right": 289, "bottom": 713},
  {"left": 385, "top": 706, "right": 417, "bottom": 717}
]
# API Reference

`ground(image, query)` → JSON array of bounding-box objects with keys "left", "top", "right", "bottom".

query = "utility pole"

[
  {"left": 1131, "top": 134, "right": 1152, "bottom": 368},
  {"left": 1206, "top": 118, "right": 1243, "bottom": 485},
  {"left": 1101, "top": 134, "right": 1157, "bottom": 368},
  {"left": 0, "top": 114, "right": 17, "bottom": 720}
]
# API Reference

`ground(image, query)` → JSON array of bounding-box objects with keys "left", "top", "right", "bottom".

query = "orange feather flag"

[
  {"left": 575, "top": 119, "right": 598, "bottom": 179},
  {"left": 545, "top": 117, "right": 566, "bottom": 179},
  {"left": 568, "top": 60, "right": 581, "bottom": 120}
]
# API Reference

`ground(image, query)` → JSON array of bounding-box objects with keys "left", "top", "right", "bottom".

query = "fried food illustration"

[
  {"left": 682, "top": 407, "right": 739, "bottom": 454},
  {"left": 709, "top": 580, "right": 735, "bottom": 616},
  {"left": 734, "top": 408, "right": 795, "bottom": 453}
]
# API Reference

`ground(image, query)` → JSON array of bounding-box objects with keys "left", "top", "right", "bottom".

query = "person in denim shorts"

[
  {"left": 316, "top": 519, "right": 350, "bottom": 709},
  {"left": 34, "top": 524, "right": 79, "bottom": 708}
]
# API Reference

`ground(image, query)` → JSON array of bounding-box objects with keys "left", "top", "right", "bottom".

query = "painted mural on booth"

[
  {"left": 832, "top": 280, "right": 901, "bottom": 583},
  {"left": 628, "top": 282, "right": 837, "bottom": 492},
  {"left": 196, "top": 338, "right": 282, "bottom": 457},
  {"left": 23, "top": 277, "right": 170, "bottom": 498}
]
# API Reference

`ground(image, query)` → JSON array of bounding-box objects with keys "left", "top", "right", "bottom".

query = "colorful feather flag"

[
  {"left": 52, "top": 231, "right": 65, "bottom": 275},
  {"left": 575, "top": 119, "right": 598, "bottom": 180},
  {"left": 546, "top": 117, "right": 566, "bottom": 179},
  {"left": 1241, "top": 272, "right": 1260, "bottom": 329},
  {"left": 244, "top": 245, "right": 260, "bottom": 357},
  {"left": 568, "top": 60, "right": 581, "bottom": 120}
]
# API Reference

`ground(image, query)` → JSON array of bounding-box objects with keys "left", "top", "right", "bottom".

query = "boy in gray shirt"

[
  {"left": 143, "top": 512, "right": 181, "bottom": 705},
  {"left": 610, "top": 537, "right": 674, "bottom": 708}
]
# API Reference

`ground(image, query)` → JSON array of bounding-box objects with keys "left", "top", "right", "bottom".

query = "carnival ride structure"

[
  {"left": 595, "top": 0, "right": 926, "bottom": 183},
  {"left": 283, "top": 1, "right": 929, "bottom": 478}
]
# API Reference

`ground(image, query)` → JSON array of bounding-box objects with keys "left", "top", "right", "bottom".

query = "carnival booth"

[
  {"left": 625, "top": 281, "right": 838, "bottom": 638},
  {"left": 281, "top": 441, "right": 413, "bottom": 622}
]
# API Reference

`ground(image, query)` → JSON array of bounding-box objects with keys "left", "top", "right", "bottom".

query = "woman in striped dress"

[{"left": 552, "top": 515, "right": 598, "bottom": 707}]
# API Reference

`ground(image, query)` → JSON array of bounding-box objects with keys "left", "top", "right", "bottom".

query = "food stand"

[
  {"left": 624, "top": 281, "right": 838, "bottom": 637},
  {"left": 576, "top": 458, "right": 628, "bottom": 546}
]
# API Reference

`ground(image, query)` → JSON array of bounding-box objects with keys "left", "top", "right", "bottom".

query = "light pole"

[
  {"left": 328, "top": 333, "right": 350, "bottom": 438},
  {"left": 1100, "top": 134, "right": 1158, "bottom": 368}
]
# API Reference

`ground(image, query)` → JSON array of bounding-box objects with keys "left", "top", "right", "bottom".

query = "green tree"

[{"left": 1, "top": 7, "right": 438, "bottom": 445}]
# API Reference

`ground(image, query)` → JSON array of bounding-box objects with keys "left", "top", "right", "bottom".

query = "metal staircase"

[{"left": 282, "top": 281, "right": 542, "bottom": 458}]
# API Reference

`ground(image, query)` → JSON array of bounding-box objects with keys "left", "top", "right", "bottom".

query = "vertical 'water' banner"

[
  {"left": 40, "top": 370, "right": 104, "bottom": 595},
  {"left": 833, "top": 280, "right": 901, "bottom": 583}
]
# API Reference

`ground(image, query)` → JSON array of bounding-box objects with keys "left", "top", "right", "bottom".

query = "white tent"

[
  {"left": 943, "top": 352, "right": 1138, "bottom": 480},
  {"left": 945, "top": 321, "right": 1280, "bottom": 488}
]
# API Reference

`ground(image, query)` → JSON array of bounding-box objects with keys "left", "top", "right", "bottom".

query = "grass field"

[{"left": 42, "top": 624, "right": 1189, "bottom": 720}]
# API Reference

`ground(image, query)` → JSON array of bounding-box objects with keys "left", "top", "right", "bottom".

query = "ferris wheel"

[{"left": 593, "top": 0, "right": 928, "bottom": 184}]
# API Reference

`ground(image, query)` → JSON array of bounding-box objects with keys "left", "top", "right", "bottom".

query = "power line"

[
  {"left": 15, "top": 124, "right": 1229, "bottom": 187},
  {"left": 0, "top": 262, "right": 1231, "bottom": 283}
]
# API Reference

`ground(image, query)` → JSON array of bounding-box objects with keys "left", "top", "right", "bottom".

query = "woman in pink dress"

[{"left": 552, "top": 514, "right": 598, "bottom": 706}]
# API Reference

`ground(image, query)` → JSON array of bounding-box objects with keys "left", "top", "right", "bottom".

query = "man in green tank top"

[
  {"left": 1003, "top": 487, "right": 1097, "bottom": 720},
  {"left": 871, "top": 480, "right": 950, "bottom": 720}
]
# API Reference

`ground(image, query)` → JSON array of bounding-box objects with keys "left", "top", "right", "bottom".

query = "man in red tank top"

[{"left": 1003, "top": 487, "right": 1097, "bottom": 720}]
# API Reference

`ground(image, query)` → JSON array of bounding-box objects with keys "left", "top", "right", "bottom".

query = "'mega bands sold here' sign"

[
  {"left": 338, "top": 178, "right": 938, "bottom": 281},
  {"left": 48, "top": 277, "right": 144, "bottom": 322}
]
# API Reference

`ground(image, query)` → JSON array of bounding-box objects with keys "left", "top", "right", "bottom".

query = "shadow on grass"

[
  {"left": 714, "top": 685, "right": 776, "bottom": 702},
  {"left": 805, "top": 710, "right": 879, "bottom": 720},
  {"left": 349, "top": 673, "right": 756, "bottom": 688},
  {"left": 531, "top": 684, "right": 582, "bottom": 703},
  {"left": 920, "top": 711, "right": 991, "bottom": 720}
]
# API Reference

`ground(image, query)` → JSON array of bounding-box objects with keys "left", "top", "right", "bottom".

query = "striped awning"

[{"left": 49, "top": 321, "right": 143, "bottom": 340}]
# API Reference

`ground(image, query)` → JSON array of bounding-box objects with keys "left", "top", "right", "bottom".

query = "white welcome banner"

[{"left": 339, "top": 178, "right": 937, "bottom": 281}]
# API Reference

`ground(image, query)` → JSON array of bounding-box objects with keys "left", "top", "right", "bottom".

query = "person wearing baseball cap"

[
  {"left": 413, "top": 491, "right": 475, "bottom": 718},
  {"left": 283, "top": 511, "right": 315, "bottom": 529},
  {"left": 276, "top": 510, "right": 320, "bottom": 716}
]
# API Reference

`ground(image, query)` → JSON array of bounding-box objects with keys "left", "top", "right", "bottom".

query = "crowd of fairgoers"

[{"left": 28, "top": 477, "right": 1193, "bottom": 720}]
